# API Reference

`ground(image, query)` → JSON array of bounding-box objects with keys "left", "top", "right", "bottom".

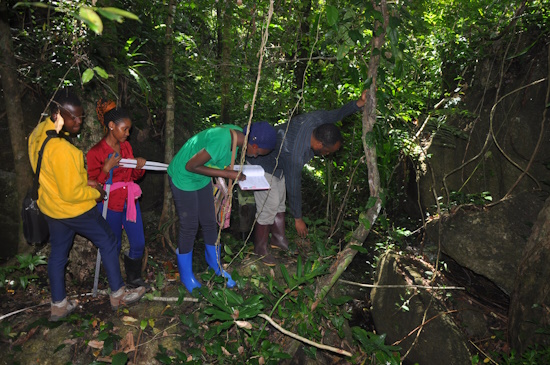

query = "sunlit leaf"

[
  {"left": 140, "top": 319, "right": 147, "bottom": 330},
  {"left": 82, "top": 68, "right": 94, "bottom": 84},
  {"left": 101, "top": 7, "right": 141, "bottom": 22},
  {"left": 79, "top": 7, "right": 103, "bottom": 35},
  {"left": 14, "top": 2, "right": 50, "bottom": 8},
  {"left": 93, "top": 66, "right": 109, "bottom": 79}
]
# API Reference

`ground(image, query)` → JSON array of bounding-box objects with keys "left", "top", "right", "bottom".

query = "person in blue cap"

[
  {"left": 247, "top": 90, "right": 367, "bottom": 266},
  {"left": 167, "top": 122, "right": 276, "bottom": 293}
]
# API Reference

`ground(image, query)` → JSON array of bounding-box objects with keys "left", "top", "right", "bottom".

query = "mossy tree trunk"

[
  {"left": 0, "top": 1, "right": 33, "bottom": 254},
  {"left": 312, "top": 0, "right": 388, "bottom": 310},
  {"left": 159, "top": 0, "right": 176, "bottom": 248}
]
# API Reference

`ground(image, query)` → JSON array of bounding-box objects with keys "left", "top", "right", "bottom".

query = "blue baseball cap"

[{"left": 243, "top": 121, "right": 277, "bottom": 150}]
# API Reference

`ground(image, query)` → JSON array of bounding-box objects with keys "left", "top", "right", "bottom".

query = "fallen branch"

[
  {"left": 257, "top": 313, "right": 352, "bottom": 358},
  {"left": 392, "top": 309, "right": 458, "bottom": 346},
  {"left": 469, "top": 340, "right": 500, "bottom": 365},
  {"left": 148, "top": 296, "right": 198, "bottom": 302},
  {"left": 0, "top": 291, "right": 198, "bottom": 322},
  {"left": 339, "top": 279, "right": 465, "bottom": 291}
]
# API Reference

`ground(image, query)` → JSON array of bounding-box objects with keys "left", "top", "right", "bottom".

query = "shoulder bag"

[{"left": 21, "top": 130, "right": 57, "bottom": 245}]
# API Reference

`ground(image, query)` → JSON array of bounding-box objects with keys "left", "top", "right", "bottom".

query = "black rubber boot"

[
  {"left": 254, "top": 223, "right": 276, "bottom": 266},
  {"left": 271, "top": 212, "right": 290, "bottom": 250},
  {"left": 124, "top": 253, "right": 148, "bottom": 289}
]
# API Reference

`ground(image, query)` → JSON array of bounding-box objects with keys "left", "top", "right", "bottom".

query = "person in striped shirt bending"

[{"left": 247, "top": 90, "right": 367, "bottom": 266}]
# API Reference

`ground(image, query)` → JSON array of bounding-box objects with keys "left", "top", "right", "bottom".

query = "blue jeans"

[
  {"left": 45, "top": 207, "right": 124, "bottom": 302},
  {"left": 169, "top": 177, "right": 218, "bottom": 253},
  {"left": 97, "top": 201, "right": 145, "bottom": 259}
]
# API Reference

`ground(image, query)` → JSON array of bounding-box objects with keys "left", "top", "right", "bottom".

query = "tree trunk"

[
  {"left": 159, "top": 0, "right": 176, "bottom": 250},
  {"left": 218, "top": 0, "right": 232, "bottom": 124},
  {"left": 0, "top": 1, "right": 33, "bottom": 254},
  {"left": 312, "top": 0, "right": 389, "bottom": 310},
  {"left": 294, "top": 0, "right": 311, "bottom": 96}
]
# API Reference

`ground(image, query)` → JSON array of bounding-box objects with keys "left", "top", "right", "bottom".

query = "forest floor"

[{"left": 0, "top": 225, "right": 512, "bottom": 364}]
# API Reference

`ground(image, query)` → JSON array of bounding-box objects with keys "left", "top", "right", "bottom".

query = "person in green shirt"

[{"left": 168, "top": 122, "right": 276, "bottom": 293}]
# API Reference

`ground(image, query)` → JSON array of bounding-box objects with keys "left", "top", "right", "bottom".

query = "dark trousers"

[
  {"left": 169, "top": 177, "right": 218, "bottom": 253},
  {"left": 45, "top": 207, "right": 124, "bottom": 302},
  {"left": 97, "top": 201, "right": 145, "bottom": 259}
]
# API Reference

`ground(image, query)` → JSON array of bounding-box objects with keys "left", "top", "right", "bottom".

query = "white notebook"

[{"left": 233, "top": 165, "right": 270, "bottom": 190}]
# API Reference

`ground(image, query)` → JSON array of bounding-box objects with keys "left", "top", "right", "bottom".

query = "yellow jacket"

[{"left": 28, "top": 118, "right": 100, "bottom": 219}]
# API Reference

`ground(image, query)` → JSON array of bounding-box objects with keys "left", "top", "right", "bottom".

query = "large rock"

[
  {"left": 424, "top": 191, "right": 547, "bottom": 294},
  {"left": 371, "top": 251, "right": 472, "bottom": 365},
  {"left": 509, "top": 195, "right": 550, "bottom": 352}
]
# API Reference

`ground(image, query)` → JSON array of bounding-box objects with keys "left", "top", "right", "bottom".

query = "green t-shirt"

[{"left": 168, "top": 125, "right": 242, "bottom": 191}]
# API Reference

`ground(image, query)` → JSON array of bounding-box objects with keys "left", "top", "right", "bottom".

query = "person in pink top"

[{"left": 86, "top": 99, "right": 148, "bottom": 288}]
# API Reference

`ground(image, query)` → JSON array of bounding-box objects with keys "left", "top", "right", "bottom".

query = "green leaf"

[
  {"left": 93, "top": 66, "right": 109, "bottom": 79},
  {"left": 82, "top": 68, "right": 94, "bottom": 84},
  {"left": 95, "top": 8, "right": 124, "bottom": 22},
  {"left": 140, "top": 319, "right": 147, "bottom": 330},
  {"left": 224, "top": 245, "right": 233, "bottom": 255},
  {"left": 366, "top": 196, "right": 378, "bottom": 209},
  {"left": 348, "top": 29, "right": 363, "bottom": 43},
  {"left": 14, "top": 2, "right": 50, "bottom": 9},
  {"left": 336, "top": 43, "right": 349, "bottom": 60},
  {"left": 79, "top": 7, "right": 103, "bottom": 35},
  {"left": 101, "top": 7, "right": 141, "bottom": 22},
  {"left": 326, "top": 6, "right": 338, "bottom": 26},
  {"left": 112, "top": 352, "right": 128, "bottom": 365},
  {"left": 328, "top": 295, "right": 353, "bottom": 306},
  {"left": 359, "top": 214, "right": 371, "bottom": 230},
  {"left": 216, "top": 288, "right": 243, "bottom": 306},
  {"left": 280, "top": 265, "right": 294, "bottom": 287},
  {"left": 204, "top": 308, "right": 234, "bottom": 321},
  {"left": 350, "top": 244, "right": 368, "bottom": 253}
]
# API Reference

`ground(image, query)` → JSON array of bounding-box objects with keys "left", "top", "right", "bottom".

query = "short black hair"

[
  {"left": 50, "top": 89, "right": 82, "bottom": 115},
  {"left": 312, "top": 124, "right": 342, "bottom": 147}
]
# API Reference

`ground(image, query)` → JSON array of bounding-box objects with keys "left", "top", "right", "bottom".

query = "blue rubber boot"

[
  {"left": 176, "top": 249, "right": 201, "bottom": 293},
  {"left": 205, "top": 244, "right": 236, "bottom": 288}
]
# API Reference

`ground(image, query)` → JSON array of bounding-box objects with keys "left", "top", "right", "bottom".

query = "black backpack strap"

[{"left": 32, "top": 130, "right": 59, "bottom": 200}]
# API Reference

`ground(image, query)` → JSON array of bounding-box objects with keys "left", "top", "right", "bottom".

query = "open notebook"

[{"left": 233, "top": 165, "right": 270, "bottom": 190}]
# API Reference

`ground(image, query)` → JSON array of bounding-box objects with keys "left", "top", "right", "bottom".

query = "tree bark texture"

[
  {"left": 218, "top": 0, "right": 232, "bottom": 124},
  {"left": 312, "top": 0, "right": 388, "bottom": 310},
  {"left": 0, "top": 2, "right": 33, "bottom": 254},
  {"left": 159, "top": 0, "right": 176, "bottom": 244},
  {"left": 294, "top": 0, "right": 311, "bottom": 95}
]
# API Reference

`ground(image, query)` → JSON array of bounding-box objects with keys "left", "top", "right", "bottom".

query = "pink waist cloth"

[{"left": 109, "top": 181, "right": 142, "bottom": 222}]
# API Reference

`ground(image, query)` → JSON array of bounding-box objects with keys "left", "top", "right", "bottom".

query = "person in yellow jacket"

[{"left": 28, "top": 90, "right": 145, "bottom": 321}]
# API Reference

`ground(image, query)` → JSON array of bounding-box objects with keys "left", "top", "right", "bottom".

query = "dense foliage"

[{"left": 2, "top": 0, "right": 550, "bottom": 363}]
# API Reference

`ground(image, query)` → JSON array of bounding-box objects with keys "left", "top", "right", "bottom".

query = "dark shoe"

[
  {"left": 110, "top": 286, "right": 146, "bottom": 310},
  {"left": 124, "top": 253, "right": 149, "bottom": 289},
  {"left": 254, "top": 223, "right": 276, "bottom": 266},
  {"left": 50, "top": 297, "right": 78, "bottom": 321},
  {"left": 176, "top": 249, "right": 202, "bottom": 293},
  {"left": 271, "top": 212, "right": 289, "bottom": 250},
  {"left": 205, "top": 244, "right": 236, "bottom": 288}
]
